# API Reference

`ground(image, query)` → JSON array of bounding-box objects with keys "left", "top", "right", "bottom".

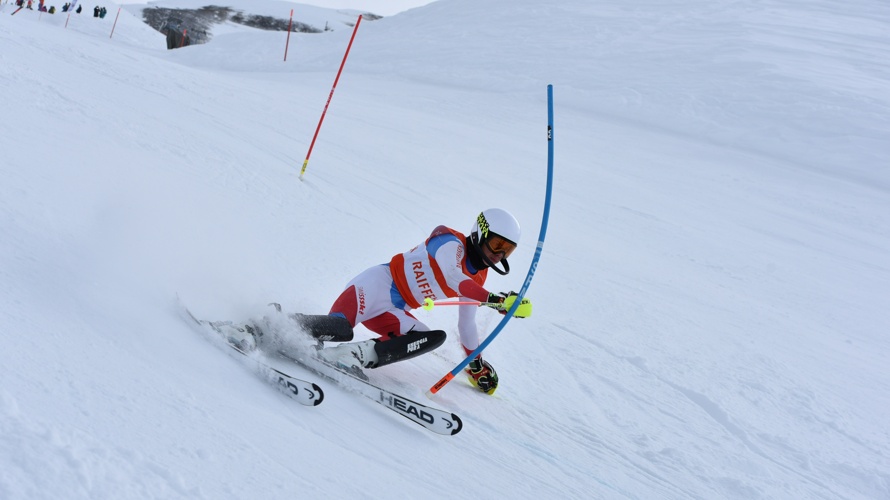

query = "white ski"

[{"left": 281, "top": 350, "right": 462, "bottom": 436}]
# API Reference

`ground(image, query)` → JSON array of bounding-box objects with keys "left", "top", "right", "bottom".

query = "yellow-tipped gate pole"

[{"left": 299, "top": 15, "right": 363, "bottom": 180}]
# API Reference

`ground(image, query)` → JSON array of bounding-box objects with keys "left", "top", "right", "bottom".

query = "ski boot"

[
  {"left": 211, "top": 321, "right": 260, "bottom": 352},
  {"left": 317, "top": 330, "right": 447, "bottom": 380},
  {"left": 317, "top": 339, "right": 379, "bottom": 380}
]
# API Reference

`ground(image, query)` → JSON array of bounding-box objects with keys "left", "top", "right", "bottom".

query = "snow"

[{"left": 1, "top": 0, "right": 889, "bottom": 498}]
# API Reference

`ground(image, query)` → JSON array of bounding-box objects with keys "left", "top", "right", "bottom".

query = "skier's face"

[
  {"left": 482, "top": 234, "right": 516, "bottom": 263},
  {"left": 481, "top": 242, "right": 505, "bottom": 264}
]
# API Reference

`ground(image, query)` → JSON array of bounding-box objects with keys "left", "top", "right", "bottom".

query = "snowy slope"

[{"left": 1, "top": 0, "right": 889, "bottom": 499}]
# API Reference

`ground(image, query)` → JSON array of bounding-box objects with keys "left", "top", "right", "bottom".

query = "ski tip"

[
  {"left": 450, "top": 413, "right": 463, "bottom": 435},
  {"left": 312, "top": 383, "right": 325, "bottom": 406}
]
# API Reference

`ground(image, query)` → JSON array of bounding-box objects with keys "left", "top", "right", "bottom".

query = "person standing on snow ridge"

[{"left": 318, "top": 208, "right": 532, "bottom": 395}]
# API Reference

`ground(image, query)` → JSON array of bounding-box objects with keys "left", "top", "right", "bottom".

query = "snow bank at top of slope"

[{"left": 124, "top": 0, "right": 376, "bottom": 36}]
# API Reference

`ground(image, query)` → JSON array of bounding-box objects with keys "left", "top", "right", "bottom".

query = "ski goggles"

[{"left": 484, "top": 234, "right": 517, "bottom": 259}]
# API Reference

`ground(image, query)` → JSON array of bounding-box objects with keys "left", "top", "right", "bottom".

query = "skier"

[
  {"left": 219, "top": 208, "right": 531, "bottom": 395},
  {"left": 320, "top": 208, "right": 531, "bottom": 394}
]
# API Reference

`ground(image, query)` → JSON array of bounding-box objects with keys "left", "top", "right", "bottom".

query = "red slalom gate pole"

[
  {"left": 284, "top": 9, "right": 293, "bottom": 61},
  {"left": 299, "top": 14, "right": 362, "bottom": 180},
  {"left": 109, "top": 7, "right": 120, "bottom": 38}
]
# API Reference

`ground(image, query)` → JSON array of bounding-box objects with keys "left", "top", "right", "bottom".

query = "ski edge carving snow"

[{"left": 179, "top": 303, "right": 324, "bottom": 407}]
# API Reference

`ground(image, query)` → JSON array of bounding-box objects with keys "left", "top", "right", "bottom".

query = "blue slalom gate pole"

[{"left": 428, "top": 85, "right": 555, "bottom": 396}]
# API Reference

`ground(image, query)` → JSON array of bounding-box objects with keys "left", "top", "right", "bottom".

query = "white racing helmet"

[{"left": 469, "top": 208, "right": 521, "bottom": 275}]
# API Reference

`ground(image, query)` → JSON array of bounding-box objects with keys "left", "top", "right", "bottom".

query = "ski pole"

[
  {"left": 427, "top": 84, "right": 555, "bottom": 397},
  {"left": 421, "top": 298, "right": 503, "bottom": 310}
]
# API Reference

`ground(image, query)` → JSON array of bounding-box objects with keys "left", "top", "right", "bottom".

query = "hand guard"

[
  {"left": 487, "top": 291, "right": 532, "bottom": 318},
  {"left": 465, "top": 357, "right": 498, "bottom": 395}
]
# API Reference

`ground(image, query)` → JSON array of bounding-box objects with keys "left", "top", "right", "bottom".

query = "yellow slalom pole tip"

[{"left": 423, "top": 297, "right": 435, "bottom": 310}]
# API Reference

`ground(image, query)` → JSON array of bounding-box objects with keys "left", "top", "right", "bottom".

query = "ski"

[
  {"left": 177, "top": 301, "right": 460, "bottom": 433},
  {"left": 280, "top": 350, "right": 463, "bottom": 436},
  {"left": 180, "top": 306, "right": 324, "bottom": 407}
]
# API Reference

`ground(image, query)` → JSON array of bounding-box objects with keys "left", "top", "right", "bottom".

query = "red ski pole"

[{"left": 421, "top": 298, "right": 504, "bottom": 310}]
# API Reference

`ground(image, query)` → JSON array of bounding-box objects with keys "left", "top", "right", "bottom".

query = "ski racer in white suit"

[{"left": 324, "top": 208, "right": 532, "bottom": 394}]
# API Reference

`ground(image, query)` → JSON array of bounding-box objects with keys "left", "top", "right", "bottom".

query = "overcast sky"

[{"left": 297, "top": 0, "right": 437, "bottom": 16}]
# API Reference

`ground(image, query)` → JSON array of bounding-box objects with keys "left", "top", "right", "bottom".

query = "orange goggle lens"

[{"left": 484, "top": 235, "right": 517, "bottom": 258}]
